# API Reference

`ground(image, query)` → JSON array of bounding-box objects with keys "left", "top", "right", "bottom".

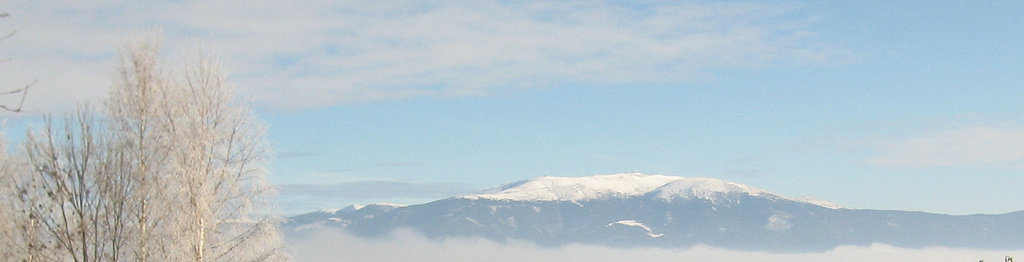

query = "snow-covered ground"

[{"left": 607, "top": 219, "right": 663, "bottom": 237}]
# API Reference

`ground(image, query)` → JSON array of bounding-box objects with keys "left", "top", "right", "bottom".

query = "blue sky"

[{"left": 3, "top": 1, "right": 1024, "bottom": 215}]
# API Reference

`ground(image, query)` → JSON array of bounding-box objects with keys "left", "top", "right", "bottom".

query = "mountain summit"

[
  {"left": 461, "top": 173, "right": 840, "bottom": 208},
  {"left": 284, "top": 173, "right": 1024, "bottom": 252},
  {"left": 461, "top": 173, "right": 683, "bottom": 202}
]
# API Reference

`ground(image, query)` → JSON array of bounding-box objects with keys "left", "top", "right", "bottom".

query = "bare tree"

[
  {"left": 0, "top": 11, "right": 34, "bottom": 113},
  {"left": 21, "top": 106, "right": 121, "bottom": 261},
  {"left": 0, "top": 130, "right": 56, "bottom": 261},
  {"left": 3, "top": 151, "right": 56, "bottom": 262},
  {"left": 0, "top": 12, "right": 49, "bottom": 261}
]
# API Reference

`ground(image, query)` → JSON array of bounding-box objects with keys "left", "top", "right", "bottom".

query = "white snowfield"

[
  {"left": 607, "top": 220, "right": 663, "bottom": 238},
  {"left": 364, "top": 202, "right": 408, "bottom": 208},
  {"left": 460, "top": 173, "right": 843, "bottom": 209},
  {"left": 462, "top": 173, "right": 681, "bottom": 202},
  {"left": 653, "top": 177, "right": 767, "bottom": 201}
]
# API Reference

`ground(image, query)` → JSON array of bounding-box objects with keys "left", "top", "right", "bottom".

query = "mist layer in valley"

[{"left": 289, "top": 229, "right": 1023, "bottom": 262}]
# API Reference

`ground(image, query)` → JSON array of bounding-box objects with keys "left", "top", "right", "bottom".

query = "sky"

[{"left": 2, "top": 1, "right": 1024, "bottom": 215}]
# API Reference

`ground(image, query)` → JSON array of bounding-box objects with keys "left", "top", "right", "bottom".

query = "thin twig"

[
  {"left": 0, "top": 30, "right": 15, "bottom": 42},
  {"left": 0, "top": 79, "right": 35, "bottom": 112}
]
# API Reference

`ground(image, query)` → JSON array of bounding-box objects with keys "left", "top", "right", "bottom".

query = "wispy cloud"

[
  {"left": 2, "top": 0, "right": 845, "bottom": 112},
  {"left": 276, "top": 180, "right": 474, "bottom": 199},
  {"left": 274, "top": 180, "right": 478, "bottom": 214},
  {"left": 867, "top": 126, "right": 1024, "bottom": 168},
  {"left": 273, "top": 150, "right": 320, "bottom": 159},
  {"left": 289, "top": 229, "right": 1024, "bottom": 262},
  {"left": 318, "top": 162, "right": 424, "bottom": 174}
]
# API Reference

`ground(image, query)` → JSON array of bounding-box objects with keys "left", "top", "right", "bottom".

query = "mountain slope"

[{"left": 283, "top": 173, "right": 1024, "bottom": 252}]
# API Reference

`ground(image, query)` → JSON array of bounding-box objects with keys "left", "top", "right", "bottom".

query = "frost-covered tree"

[
  {"left": 111, "top": 36, "right": 285, "bottom": 261},
  {"left": 104, "top": 37, "right": 178, "bottom": 261},
  {"left": 151, "top": 40, "right": 285, "bottom": 262},
  {"left": 108, "top": 36, "right": 285, "bottom": 261},
  {"left": 4, "top": 35, "right": 285, "bottom": 261}
]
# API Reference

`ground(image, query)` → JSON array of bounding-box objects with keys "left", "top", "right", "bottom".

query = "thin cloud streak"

[
  {"left": 2, "top": 0, "right": 846, "bottom": 112},
  {"left": 867, "top": 126, "right": 1024, "bottom": 168},
  {"left": 273, "top": 151, "right": 320, "bottom": 159},
  {"left": 276, "top": 181, "right": 475, "bottom": 199},
  {"left": 274, "top": 180, "right": 479, "bottom": 214}
]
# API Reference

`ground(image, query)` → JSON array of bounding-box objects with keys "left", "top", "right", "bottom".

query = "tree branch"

[{"left": 0, "top": 79, "right": 35, "bottom": 113}]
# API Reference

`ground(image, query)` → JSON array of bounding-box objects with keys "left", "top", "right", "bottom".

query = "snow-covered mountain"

[
  {"left": 462, "top": 173, "right": 683, "bottom": 202},
  {"left": 462, "top": 173, "right": 841, "bottom": 208},
  {"left": 283, "top": 173, "right": 1024, "bottom": 252}
]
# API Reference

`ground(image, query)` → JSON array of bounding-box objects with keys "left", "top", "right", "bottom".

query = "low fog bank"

[{"left": 287, "top": 229, "right": 1023, "bottom": 262}]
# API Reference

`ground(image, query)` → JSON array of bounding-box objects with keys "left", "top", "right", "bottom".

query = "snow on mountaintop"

[
  {"left": 652, "top": 177, "right": 843, "bottom": 208},
  {"left": 320, "top": 203, "right": 407, "bottom": 213},
  {"left": 364, "top": 203, "right": 407, "bottom": 208},
  {"left": 462, "top": 173, "right": 681, "bottom": 201},
  {"left": 653, "top": 177, "right": 768, "bottom": 201},
  {"left": 460, "top": 173, "right": 843, "bottom": 209},
  {"left": 318, "top": 208, "right": 343, "bottom": 214},
  {"left": 790, "top": 196, "right": 844, "bottom": 209}
]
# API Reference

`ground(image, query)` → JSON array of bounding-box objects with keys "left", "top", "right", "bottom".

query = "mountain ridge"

[{"left": 284, "top": 173, "right": 1024, "bottom": 252}]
